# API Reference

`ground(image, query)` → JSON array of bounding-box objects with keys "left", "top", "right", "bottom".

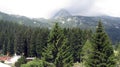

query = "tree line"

[
  {"left": 0, "top": 20, "right": 90, "bottom": 58},
  {"left": 0, "top": 20, "right": 115, "bottom": 67}
]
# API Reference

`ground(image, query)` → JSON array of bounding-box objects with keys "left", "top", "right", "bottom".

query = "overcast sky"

[{"left": 0, "top": 0, "right": 120, "bottom": 18}]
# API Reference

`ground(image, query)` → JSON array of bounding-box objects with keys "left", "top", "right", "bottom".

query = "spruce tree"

[
  {"left": 55, "top": 38, "right": 73, "bottom": 67},
  {"left": 29, "top": 30, "right": 37, "bottom": 57},
  {"left": 67, "top": 28, "right": 86, "bottom": 62},
  {"left": 3, "top": 41, "right": 7, "bottom": 55},
  {"left": 114, "top": 43, "right": 120, "bottom": 66},
  {"left": 42, "top": 23, "right": 73, "bottom": 67},
  {"left": 14, "top": 29, "right": 26, "bottom": 55},
  {"left": 86, "top": 21, "right": 116, "bottom": 67},
  {"left": 7, "top": 39, "right": 14, "bottom": 56},
  {"left": 42, "top": 44, "right": 53, "bottom": 62},
  {"left": 81, "top": 40, "right": 93, "bottom": 63},
  {"left": 36, "top": 28, "right": 49, "bottom": 58},
  {"left": 42, "top": 23, "right": 63, "bottom": 63}
]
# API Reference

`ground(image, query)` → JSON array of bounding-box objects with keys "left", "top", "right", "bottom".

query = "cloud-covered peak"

[{"left": 53, "top": 9, "right": 72, "bottom": 19}]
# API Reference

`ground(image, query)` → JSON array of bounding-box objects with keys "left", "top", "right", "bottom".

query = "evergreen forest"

[{"left": 0, "top": 20, "right": 119, "bottom": 67}]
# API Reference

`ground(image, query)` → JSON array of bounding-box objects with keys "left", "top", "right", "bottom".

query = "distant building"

[
  {"left": 0, "top": 56, "right": 11, "bottom": 62},
  {"left": 26, "top": 57, "right": 35, "bottom": 61},
  {"left": 4, "top": 53, "right": 21, "bottom": 66}
]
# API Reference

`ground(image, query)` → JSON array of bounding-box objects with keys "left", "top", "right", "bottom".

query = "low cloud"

[{"left": 0, "top": 0, "right": 120, "bottom": 18}]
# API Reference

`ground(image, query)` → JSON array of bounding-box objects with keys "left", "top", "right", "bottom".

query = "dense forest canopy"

[
  {"left": 0, "top": 20, "right": 118, "bottom": 67},
  {"left": 0, "top": 20, "right": 90, "bottom": 56}
]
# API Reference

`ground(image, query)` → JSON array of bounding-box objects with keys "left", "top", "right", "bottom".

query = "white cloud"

[
  {"left": 0, "top": 0, "right": 120, "bottom": 18},
  {"left": 0, "top": 0, "right": 70, "bottom": 18},
  {"left": 93, "top": 0, "right": 120, "bottom": 17}
]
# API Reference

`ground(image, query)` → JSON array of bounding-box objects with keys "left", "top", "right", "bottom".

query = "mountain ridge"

[
  {"left": 52, "top": 9, "right": 72, "bottom": 19},
  {"left": 0, "top": 10, "right": 120, "bottom": 43}
]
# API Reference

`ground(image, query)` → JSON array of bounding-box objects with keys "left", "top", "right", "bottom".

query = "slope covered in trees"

[
  {"left": 0, "top": 20, "right": 89, "bottom": 57},
  {"left": 0, "top": 11, "right": 120, "bottom": 43},
  {"left": 0, "top": 20, "right": 49, "bottom": 56},
  {"left": 0, "top": 20, "right": 117, "bottom": 67}
]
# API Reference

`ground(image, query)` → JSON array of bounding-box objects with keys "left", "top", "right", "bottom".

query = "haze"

[{"left": 0, "top": 0, "right": 120, "bottom": 18}]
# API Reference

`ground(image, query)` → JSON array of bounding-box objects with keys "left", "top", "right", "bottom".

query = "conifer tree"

[
  {"left": 55, "top": 38, "right": 73, "bottom": 67},
  {"left": 29, "top": 30, "right": 37, "bottom": 57},
  {"left": 36, "top": 28, "right": 49, "bottom": 58},
  {"left": 115, "top": 43, "right": 120, "bottom": 66},
  {"left": 14, "top": 29, "right": 26, "bottom": 55},
  {"left": 42, "top": 44, "right": 53, "bottom": 62},
  {"left": 42, "top": 23, "right": 73, "bottom": 67},
  {"left": 49, "top": 23, "right": 63, "bottom": 60},
  {"left": 42, "top": 23, "right": 63, "bottom": 63},
  {"left": 68, "top": 28, "right": 86, "bottom": 62},
  {"left": 3, "top": 41, "right": 7, "bottom": 55},
  {"left": 81, "top": 40, "right": 93, "bottom": 63},
  {"left": 86, "top": 21, "right": 116, "bottom": 67},
  {"left": 7, "top": 38, "right": 14, "bottom": 55}
]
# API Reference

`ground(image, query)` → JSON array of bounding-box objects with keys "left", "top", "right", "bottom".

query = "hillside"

[{"left": 0, "top": 10, "right": 120, "bottom": 43}]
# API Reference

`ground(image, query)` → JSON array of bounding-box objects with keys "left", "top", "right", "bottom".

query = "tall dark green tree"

[
  {"left": 42, "top": 23, "right": 73, "bottom": 67},
  {"left": 7, "top": 38, "right": 14, "bottom": 56},
  {"left": 42, "top": 23, "right": 63, "bottom": 62},
  {"left": 36, "top": 28, "right": 49, "bottom": 58},
  {"left": 23, "top": 28, "right": 32, "bottom": 57},
  {"left": 55, "top": 38, "right": 73, "bottom": 67},
  {"left": 67, "top": 28, "right": 86, "bottom": 62},
  {"left": 81, "top": 40, "right": 93, "bottom": 63},
  {"left": 15, "top": 29, "right": 26, "bottom": 55},
  {"left": 42, "top": 43, "right": 53, "bottom": 62},
  {"left": 86, "top": 21, "right": 116, "bottom": 67},
  {"left": 49, "top": 23, "right": 63, "bottom": 60},
  {"left": 29, "top": 30, "right": 37, "bottom": 57},
  {"left": 2, "top": 40, "right": 7, "bottom": 55}
]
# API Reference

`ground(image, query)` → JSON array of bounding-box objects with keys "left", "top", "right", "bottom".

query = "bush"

[
  {"left": 21, "top": 58, "right": 55, "bottom": 67},
  {"left": 15, "top": 56, "right": 27, "bottom": 67}
]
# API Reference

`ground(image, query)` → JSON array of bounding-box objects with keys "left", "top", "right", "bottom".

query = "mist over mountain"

[
  {"left": 52, "top": 9, "right": 72, "bottom": 19},
  {"left": 0, "top": 9, "right": 120, "bottom": 43}
]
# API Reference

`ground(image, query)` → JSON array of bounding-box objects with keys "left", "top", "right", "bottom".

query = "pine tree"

[
  {"left": 14, "top": 29, "right": 26, "bottom": 55},
  {"left": 3, "top": 41, "right": 7, "bottom": 55},
  {"left": 81, "top": 40, "right": 93, "bottom": 63},
  {"left": 42, "top": 23, "right": 73, "bottom": 67},
  {"left": 42, "top": 44, "right": 53, "bottom": 62},
  {"left": 114, "top": 43, "right": 120, "bottom": 66},
  {"left": 29, "top": 30, "right": 37, "bottom": 57},
  {"left": 47, "top": 23, "right": 63, "bottom": 61},
  {"left": 67, "top": 28, "right": 86, "bottom": 62},
  {"left": 36, "top": 28, "right": 49, "bottom": 58},
  {"left": 86, "top": 21, "right": 116, "bottom": 67},
  {"left": 23, "top": 28, "right": 32, "bottom": 57},
  {"left": 7, "top": 39, "right": 13, "bottom": 55},
  {"left": 42, "top": 23, "right": 63, "bottom": 61},
  {"left": 55, "top": 38, "right": 73, "bottom": 67}
]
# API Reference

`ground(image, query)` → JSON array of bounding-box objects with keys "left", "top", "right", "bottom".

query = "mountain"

[
  {"left": 0, "top": 10, "right": 120, "bottom": 43},
  {"left": 0, "top": 11, "right": 51, "bottom": 27},
  {"left": 53, "top": 9, "right": 72, "bottom": 19},
  {"left": 51, "top": 10, "right": 120, "bottom": 43}
]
